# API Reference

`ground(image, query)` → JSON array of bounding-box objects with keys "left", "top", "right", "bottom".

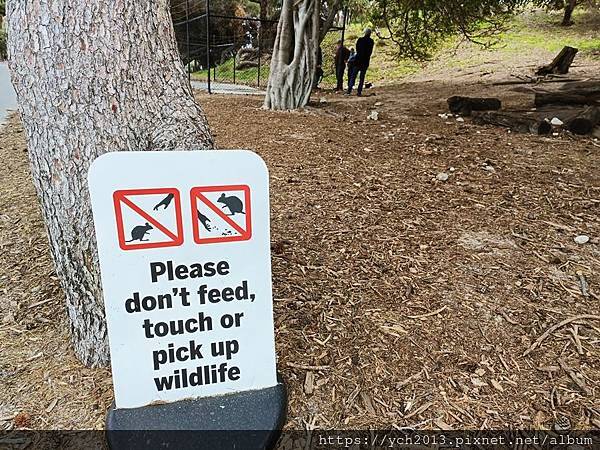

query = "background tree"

[
  {"left": 320, "top": 0, "right": 344, "bottom": 40},
  {"left": 263, "top": 0, "right": 320, "bottom": 109},
  {"left": 171, "top": 0, "right": 247, "bottom": 68},
  {"left": 532, "top": 0, "right": 598, "bottom": 25},
  {"left": 248, "top": 0, "right": 281, "bottom": 50},
  {"left": 7, "top": 0, "right": 214, "bottom": 367},
  {"left": 0, "top": 30, "right": 6, "bottom": 61},
  {"left": 263, "top": 0, "right": 525, "bottom": 109},
  {"left": 263, "top": 0, "right": 342, "bottom": 109},
  {"left": 0, "top": 0, "right": 6, "bottom": 59},
  {"left": 369, "top": 0, "right": 525, "bottom": 59}
]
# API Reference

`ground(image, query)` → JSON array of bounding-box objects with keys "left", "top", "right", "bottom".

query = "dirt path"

[{"left": 1, "top": 77, "right": 599, "bottom": 432}]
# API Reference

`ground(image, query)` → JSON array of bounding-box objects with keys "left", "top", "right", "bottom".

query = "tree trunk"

[
  {"left": 259, "top": 0, "right": 276, "bottom": 51},
  {"left": 263, "top": 0, "right": 320, "bottom": 110},
  {"left": 319, "top": 0, "right": 343, "bottom": 42},
  {"left": 536, "top": 46, "right": 578, "bottom": 76},
  {"left": 562, "top": 0, "right": 577, "bottom": 26},
  {"left": 7, "top": 0, "right": 214, "bottom": 367}
]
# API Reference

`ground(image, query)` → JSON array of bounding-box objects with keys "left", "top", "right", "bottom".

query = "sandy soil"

[{"left": 1, "top": 70, "right": 599, "bottom": 435}]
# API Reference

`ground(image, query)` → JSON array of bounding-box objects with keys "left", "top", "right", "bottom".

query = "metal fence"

[{"left": 173, "top": 0, "right": 347, "bottom": 93}]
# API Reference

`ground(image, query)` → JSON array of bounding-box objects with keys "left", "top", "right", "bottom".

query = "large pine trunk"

[
  {"left": 263, "top": 0, "right": 320, "bottom": 110},
  {"left": 7, "top": 0, "right": 214, "bottom": 367}
]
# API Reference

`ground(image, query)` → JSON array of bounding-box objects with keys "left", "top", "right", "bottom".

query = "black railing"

[{"left": 173, "top": 0, "right": 347, "bottom": 93}]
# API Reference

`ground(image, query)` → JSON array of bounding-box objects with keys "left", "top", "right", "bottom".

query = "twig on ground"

[
  {"left": 523, "top": 314, "right": 600, "bottom": 356},
  {"left": 499, "top": 310, "right": 520, "bottom": 326},
  {"left": 404, "top": 401, "right": 433, "bottom": 420},
  {"left": 557, "top": 358, "right": 591, "bottom": 396},
  {"left": 570, "top": 325, "right": 584, "bottom": 355},
  {"left": 27, "top": 299, "right": 53, "bottom": 309},
  {"left": 577, "top": 271, "right": 589, "bottom": 298},
  {"left": 396, "top": 370, "right": 423, "bottom": 391},
  {"left": 287, "top": 362, "right": 330, "bottom": 371},
  {"left": 405, "top": 305, "right": 447, "bottom": 320}
]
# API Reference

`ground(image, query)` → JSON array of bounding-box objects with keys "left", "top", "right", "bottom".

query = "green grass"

[
  {"left": 343, "top": 23, "right": 423, "bottom": 82},
  {"left": 191, "top": 8, "right": 599, "bottom": 88},
  {"left": 191, "top": 57, "right": 270, "bottom": 88},
  {"left": 347, "top": 7, "right": 600, "bottom": 82},
  {"left": 497, "top": 8, "right": 600, "bottom": 56}
]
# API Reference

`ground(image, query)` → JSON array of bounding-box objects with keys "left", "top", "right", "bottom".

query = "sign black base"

[{"left": 105, "top": 380, "right": 287, "bottom": 450}]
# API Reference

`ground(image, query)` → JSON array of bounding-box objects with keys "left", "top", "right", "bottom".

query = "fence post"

[
  {"left": 213, "top": 34, "right": 216, "bottom": 82},
  {"left": 257, "top": 30, "right": 261, "bottom": 88},
  {"left": 205, "top": 0, "right": 211, "bottom": 94},
  {"left": 233, "top": 33, "right": 237, "bottom": 85}
]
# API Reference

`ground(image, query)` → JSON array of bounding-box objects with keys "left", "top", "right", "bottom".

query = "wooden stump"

[
  {"left": 447, "top": 96, "right": 502, "bottom": 116},
  {"left": 472, "top": 111, "right": 552, "bottom": 135},
  {"left": 536, "top": 46, "right": 578, "bottom": 76}
]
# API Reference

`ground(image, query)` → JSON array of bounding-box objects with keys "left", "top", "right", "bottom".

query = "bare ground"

[{"left": 1, "top": 71, "right": 599, "bottom": 433}]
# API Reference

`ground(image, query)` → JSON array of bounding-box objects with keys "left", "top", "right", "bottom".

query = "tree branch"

[{"left": 319, "top": 0, "right": 342, "bottom": 42}]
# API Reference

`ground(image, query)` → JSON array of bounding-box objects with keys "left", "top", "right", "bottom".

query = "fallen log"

[
  {"left": 567, "top": 106, "right": 600, "bottom": 135},
  {"left": 447, "top": 96, "right": 501, "bottom": 116},
  {"left": 535, "top": 91, "right": 600, "bottom": 107},
  {"left": 558, "top": 80, "right": 600, "bottom": 91},
  {"left": 535, "top": 105, "right": 584, "bottom": 124},
  {"left": 472, "top": 111, "right": 552, "bottom": 135},
  {"left": 536, "top": 46, "right": 578, "bottom": 76}
]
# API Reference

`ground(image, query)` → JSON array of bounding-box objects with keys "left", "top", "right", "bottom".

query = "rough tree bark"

[
  {"left": 7, "top": 0, "right": 214, "bottom": 367},
  {"left": 263, "top": 0, "right": 320, "bottom": 110}
]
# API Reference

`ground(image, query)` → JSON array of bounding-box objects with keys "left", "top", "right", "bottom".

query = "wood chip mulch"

[{"left": 0, "top": 80, "right": 599, "bottom": 431}]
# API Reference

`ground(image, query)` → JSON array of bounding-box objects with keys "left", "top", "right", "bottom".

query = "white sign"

[{"left": 88, "top": 151, "right": 277, "bottom": 409}]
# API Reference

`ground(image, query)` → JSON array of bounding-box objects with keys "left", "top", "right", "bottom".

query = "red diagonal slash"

[
  {"left": 195, "top": 192, "right": 247, "bottom": 236},
  {"left": 120, "top": 195, "right": 179, "bottom": 241}
]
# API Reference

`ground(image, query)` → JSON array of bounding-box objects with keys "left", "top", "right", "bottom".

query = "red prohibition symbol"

[
  {"left": 113, "top": 188, "right": 184, "bottom": 251},
  {"left": 190, "top": 185, "right": 252, "bottom": 245}
]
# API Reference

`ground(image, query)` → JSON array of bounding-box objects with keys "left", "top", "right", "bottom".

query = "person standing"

[
  {"left": 314, "top": 46, "right": 324, "bottom": 89},
  {"left": 347, "top": 28, "right": 374, "bottom": 96},
  {"left": 334, "top": 40, "right": 350, "bottom": 91},
  {"left": 346, "top": 47, "right": 356, "bottom": 82}
]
